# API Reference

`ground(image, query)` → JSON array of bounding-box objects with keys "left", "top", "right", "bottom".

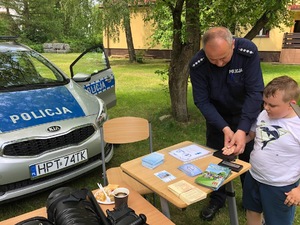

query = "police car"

[{"left": 0, "top": 37, "right": 116, "bottom": 203}]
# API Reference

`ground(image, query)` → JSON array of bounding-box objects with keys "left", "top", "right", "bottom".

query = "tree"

[
  {"left": 101, "top": 0, "right": 137, "bottom": 62},
  {"left": 0, "top": 0, "right": 102, "bottom": 50},
  {"left": 0, "top": 0, "right": 64, "bottom": 43},
  {"left": 58, "top": 0, "right": 102, "bottom": 45},
  {"left": 243, "top": 0, "right": 293, "bottom": 39},
  {"left": 123, "top": 11, "right": 136, "bottom": 62},
  {"left": 1, "top": 0, "right": 293, "bottom": 121},
  {"left": 0, "top": 1, "right": 19, "bottom": 36},
  {"left": 147, "top": 0, "right": 293, "bottom": 122},
  {"left": 167, "top": 0, "right": 200, "bottom": 122}
]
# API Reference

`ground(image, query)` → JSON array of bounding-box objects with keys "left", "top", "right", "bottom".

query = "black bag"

[
  {"left": 15, "top": 216, "right": 53, "bottom": 225},
  {"left": 106, "top": 205, "right": 147, "bottom": 225},
  {"left": 46, "top": 187, "right": 110, "bottom": 225}
]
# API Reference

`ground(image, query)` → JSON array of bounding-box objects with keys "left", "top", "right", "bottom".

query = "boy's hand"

[
  {"left": 222, "top": 145, "right": 236, "bottom": 155},
  {"left": 284, "top": 186, "right": 300, "bottom": 207}
]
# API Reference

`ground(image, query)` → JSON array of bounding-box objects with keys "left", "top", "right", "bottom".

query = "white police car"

[{"left": 0, "top": 37, "right": 116, "bottom": 203}]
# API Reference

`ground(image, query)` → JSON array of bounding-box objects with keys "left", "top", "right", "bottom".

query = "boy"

[{"left": 242, "top": 75, "right": 300, "bottom": 225}]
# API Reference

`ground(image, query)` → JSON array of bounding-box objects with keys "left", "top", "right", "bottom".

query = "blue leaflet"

[
  {"left": 178, "top": 163, "right": 203, "bottom": 177},
  {"left": 142, "top": 152, "right": 164, "bottom": 169}
]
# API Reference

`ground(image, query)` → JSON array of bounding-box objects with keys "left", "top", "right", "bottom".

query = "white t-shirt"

[{"left": 249, "top": 110, "right": 300, "bottom": 186}]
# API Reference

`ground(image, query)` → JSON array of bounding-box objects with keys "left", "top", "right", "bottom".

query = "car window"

[
  {"left": 0, "top": 51, "right": 66, "bottom": 89},
  {"left": 70, "top": 46, "right": 109, "bottom": 77}
]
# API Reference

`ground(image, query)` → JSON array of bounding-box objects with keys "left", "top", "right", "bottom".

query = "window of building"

[
  {"left": 294, "top": 20, "right": 300, "bottom": 32},
  {"left": 256, "top": 28, "right": 269, "bottom": 37}
]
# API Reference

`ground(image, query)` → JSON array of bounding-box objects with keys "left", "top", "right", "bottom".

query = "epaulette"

[
  {"left": 191, "top": 57, "right": 205, "bottom": 68},
  {"left": 237, "top": 47, "right": 254, "bottom": 57}
]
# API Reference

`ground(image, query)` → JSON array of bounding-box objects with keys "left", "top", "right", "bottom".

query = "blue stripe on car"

[{"left": 84, "top": 77, "right": 115, "bottom": 95}]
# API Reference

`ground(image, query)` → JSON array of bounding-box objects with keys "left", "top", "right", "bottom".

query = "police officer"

[{"left": 189, "top": 27, "right": 264, "bottom": 221}]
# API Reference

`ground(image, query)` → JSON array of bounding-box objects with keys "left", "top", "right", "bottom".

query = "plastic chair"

[{"left": 100, "top": 116, "right": 153, "bottom": 197}]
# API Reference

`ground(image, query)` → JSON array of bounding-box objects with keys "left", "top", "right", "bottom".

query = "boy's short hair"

[{"left": 264, "top": 75, "right": 300, "bottom": 102}]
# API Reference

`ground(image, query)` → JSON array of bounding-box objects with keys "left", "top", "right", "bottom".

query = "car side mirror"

[{"left": 73, "top": 73, "right": 91, "bottom": 82}]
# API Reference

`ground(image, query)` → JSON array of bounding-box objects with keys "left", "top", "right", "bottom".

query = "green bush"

[
  {"left": 28, "top": 43, "right": 44, "bottom": 53},
  {"left": 63, "top": 37, "right": 103, "bottom": 53}
]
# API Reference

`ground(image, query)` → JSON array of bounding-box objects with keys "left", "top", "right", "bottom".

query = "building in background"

[{"left": 103, "top": 3, "right": 300, "bottom": 63}]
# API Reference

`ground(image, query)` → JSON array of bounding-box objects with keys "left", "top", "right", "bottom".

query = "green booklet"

[{"left": 195, "top": 163, "right": 231, "bottom": 191}]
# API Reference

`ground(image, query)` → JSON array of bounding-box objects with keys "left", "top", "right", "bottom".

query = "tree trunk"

[
  {"left": 124, "top": 13, "right": 136, "bottom": 62},
  {"left": 244, "top": 11, "right": 270, "bottom": 40},
  {"left": 168, "top": 0, "right": 200, "bottom": 122},
  {"left": 168, "top": 52, "right": 191, "bottom": 122}
]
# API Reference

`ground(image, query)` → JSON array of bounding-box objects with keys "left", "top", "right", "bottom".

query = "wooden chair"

[{"left": 100, "top": 116, "right": 153, "bottom": 196}]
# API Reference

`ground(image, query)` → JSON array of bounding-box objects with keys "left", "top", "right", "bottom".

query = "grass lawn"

[{"left": 1, "top": 54, "right": 300, "bottom": 225}]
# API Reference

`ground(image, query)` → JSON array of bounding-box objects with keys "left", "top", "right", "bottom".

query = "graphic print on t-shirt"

[{"left": 258, "top": 123, "right": 288, "bottom": 150}]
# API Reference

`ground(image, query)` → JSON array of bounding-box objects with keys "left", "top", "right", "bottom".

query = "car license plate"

[{"left": 29, "top": 149, "right": 88, "bottom": 179}]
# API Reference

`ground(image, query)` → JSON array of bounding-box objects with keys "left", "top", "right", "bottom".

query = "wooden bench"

[{"left": 0, "top": 182, "right": 174, "bottom": 225}]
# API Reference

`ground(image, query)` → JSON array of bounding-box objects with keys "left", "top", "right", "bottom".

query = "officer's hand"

[
  {"left": 222, "top": 126, "right": 234, "bottom": 148},
  {"left": 230, "top": 130, "right": 246, "bottom": 155}
]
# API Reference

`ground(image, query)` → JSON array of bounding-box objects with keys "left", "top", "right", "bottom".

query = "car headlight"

[{"left": 96, "top": 98, "right": 108, "bottom": 127}]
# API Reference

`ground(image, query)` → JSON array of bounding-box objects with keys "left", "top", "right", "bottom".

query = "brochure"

[
  {"left": 169, "top": 144, "right": 212, "bottom": 162},
  {"left": 178, "top": 163, "right": 202, "bottom": 177},
  {"left": 168, "top": 180, "right": 207, "bottom": 205},
  {"left": 195, "top": 163, "right": 231, "bottom": 191},
  {"left": 154, "top": 170, "right": 176, "bottom": 183}
]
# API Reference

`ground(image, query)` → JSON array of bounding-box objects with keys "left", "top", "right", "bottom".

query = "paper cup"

[{"left": 112, "top": 187, "right": 129, "bottom": 209}]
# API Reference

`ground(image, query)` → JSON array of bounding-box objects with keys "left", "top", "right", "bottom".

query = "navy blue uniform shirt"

[{"left": 189, "top": 38, "right": 264, "bottom": 133}]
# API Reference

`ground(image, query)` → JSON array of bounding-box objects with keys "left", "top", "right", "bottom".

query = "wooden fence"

[{"left": 282, "top": 33, "right": 300, "bottom": 49}]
